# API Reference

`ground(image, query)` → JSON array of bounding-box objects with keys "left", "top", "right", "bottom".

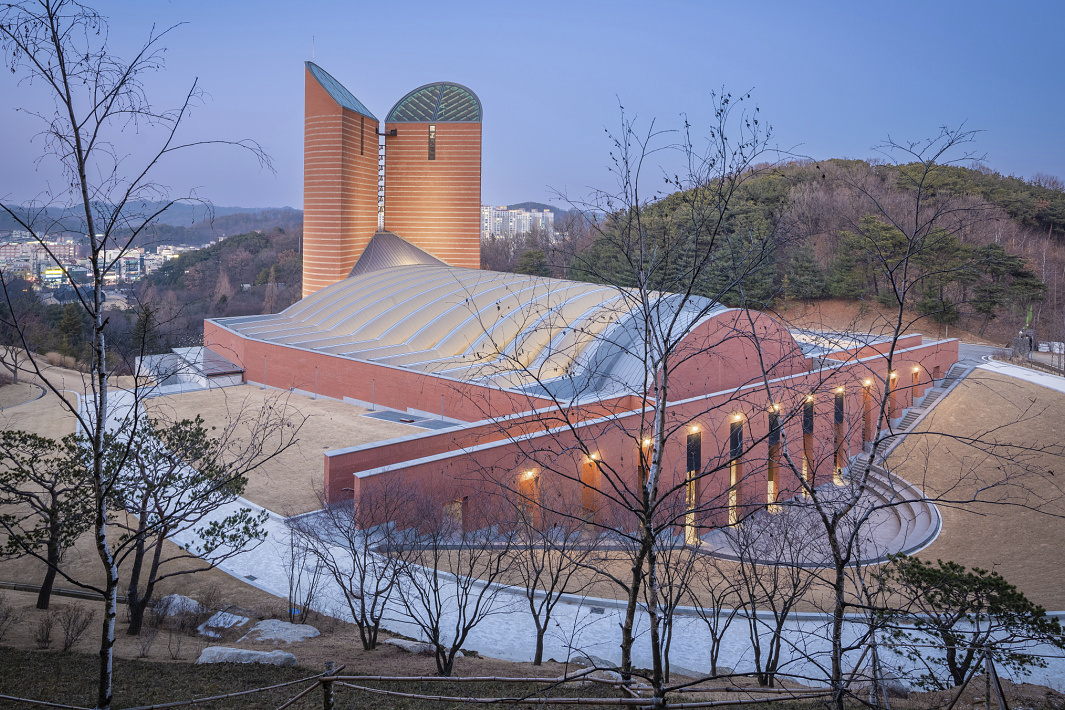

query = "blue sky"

[{"left": 1, "top": 0, "right": 1062, "bottom": 209}]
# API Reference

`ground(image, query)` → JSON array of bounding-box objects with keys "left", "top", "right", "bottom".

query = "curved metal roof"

[
  {"left": 386, "top": 82, "right": 482, "bottom": 123},
  {"left": 217, "top": 235, "right": 723, "bottom": 401},
  {"left": 306, "top": 62, "right": 377, "bottom": 120}
]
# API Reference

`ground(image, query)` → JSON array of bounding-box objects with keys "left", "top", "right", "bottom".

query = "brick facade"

[
  {"left": 383, "top": 122, "right": 482, "bottom": 269},
  {"left": 302, "top": 66, "right": 380, "bottom": 297}
]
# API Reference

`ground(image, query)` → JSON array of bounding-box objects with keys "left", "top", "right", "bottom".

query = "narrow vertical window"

[
  {"left": 729, "top": 418, "right": 743, "bottom": 525},
  {"left": 360, "top": 115, "right": 365, "bottom": 155},
  {"left": 889, "top": 371, "right": 898, "bottom": 419},
  {"left": 912, "top": 367, "right": 920, "bottom": 405},
  {"left": 685, "top": 430, "right": 701, "bottom": 543},
  {"left": 428, "top": 124, "right": 436, "bottom": 160},
  {"left": 802, "top": 397, "right": 814, "bottom": 491},
  {"left": 637, "top": 439, "right": 651, "bottom": 491},
  {"left": 518, "top": 469, "right": 540, "bottom": 526},
  {"left": 834, "top": 388, "right": 845, "bottom": 485},
  {"left": 581, "top": 457, "right": 600, "bottom": 523},
  {"left": 768, "top": 408, "right": 780, "bottom": 509},
  {"left": 863, "top": 381, "right": 873, "bottom": 446}
]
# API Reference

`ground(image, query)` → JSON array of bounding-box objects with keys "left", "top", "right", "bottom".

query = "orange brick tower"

[
  {"left": 302, "top": 62, "right": 381, "bottom": 297},
  {"left": 383, "top": 83, "right": 483, "bottom": 270}
]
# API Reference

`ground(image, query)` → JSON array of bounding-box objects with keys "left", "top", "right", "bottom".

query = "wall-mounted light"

[
  {"left": 835, "top": 386, "right": 845, "bottom": 394},
  {"left": 522, "top": 469, "right": 538, "bottom": 480},
  {"left": 864, "top": 379, "right": 872, "bottom": 387},
  {"left": 913, "top": 365, "right": 920, "bottom": 373},
  {"left": 689, "top": 425, "right": 699, "bottom": 433},
  {"left": 772, "top": 403, "right": 781, "bottom": 412},
  {"left": 589, "top": 452, "right": 600, "bottom": 461},
  {"left": 733, "top": 413, "right": 743, "bottom": 422},
  {"left": 642, "top": 438, "right": 652, "bottom": 447},
  {"left": 890, "top": 371, "right": 898, "bottom": 379},
  {"left": 806, "top": 394, "right": 815, "bottom": 402}
]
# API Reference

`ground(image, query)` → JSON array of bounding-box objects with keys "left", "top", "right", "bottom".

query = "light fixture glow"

[
  {"left": 642, "top": 438, "right": 652, "bottom": 446},
  {"left": 913, "top": 365, "right": 920, "bottom": 373},
  {"left": 836, "top": 386, "right": 845, "bottom": 393},
  {"left": 890, "top": 371, "right": 898, "bottom": 379},
  {"left": 864, "top": 379, "right": 872, "bottom": 387},
  {"left": 733, "top": 413, "right": 743, "bottom": 422},
  {"left": 522, "top": 469, "right": 537, "bottom": 480},
  {"left": 806, "top": 395, "right": 815, "bottom": 402},
  {"left": 589, "top": 452, "right": 599, "bottom": 461},
  {"left": 690, "top": 425, "right": 699, "bottom": 433}
]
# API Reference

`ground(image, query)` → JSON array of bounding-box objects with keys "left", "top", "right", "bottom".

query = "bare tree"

[
  {"left": 771, "top": 127, "right": 1065, "bottom": 710},
  {"left": 728, "top": 507, "right": 820, "bottom": 687},
  {"left": 503, "top": 473, "right": 598, "bottom": 665},
  {"left": 394, "top": 485, "right": 518, "bottom": 677},
  {"left": 689, "top": 550, "right": 742, "bottom": 678},
  {"left": 466, "top": 92, "right": 789, "bottom": 703},
  {"left": 288, "top": 486, "right": 412, "bottom": 651},
  {"left": 0, "top": 2, "right": 272, "bottom": 706}
]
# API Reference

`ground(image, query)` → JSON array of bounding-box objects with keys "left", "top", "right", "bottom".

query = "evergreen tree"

[
  {"left": 57, "top": 302, "right": 83, "bottom": 357},
  {"left": 515, "top": 249, "right": 552, "bottom": 277},
  {"left": 786, "top": 245, "right": 826, "bottom": 301}
]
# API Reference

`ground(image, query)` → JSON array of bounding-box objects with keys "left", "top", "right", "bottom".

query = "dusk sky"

[{"left": 1, "top": 1, "right": 1063, "bottom": 210}]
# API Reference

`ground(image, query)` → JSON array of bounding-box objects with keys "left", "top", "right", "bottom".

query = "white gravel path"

[{"left": 99, "top": 386, "right": 1065, "bottom": 690}]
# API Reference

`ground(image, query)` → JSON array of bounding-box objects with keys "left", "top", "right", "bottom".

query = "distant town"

[{"left": 0, "top": 203, "right": 558, "bottom": 305}]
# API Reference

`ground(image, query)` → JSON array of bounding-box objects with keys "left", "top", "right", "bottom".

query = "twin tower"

[{"left": 303, "top": 62, "right": 482, "bottom": 297}]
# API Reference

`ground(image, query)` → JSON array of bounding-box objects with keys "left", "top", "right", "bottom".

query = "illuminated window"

[
  {"left": 685, "top": 431, "right": 701, "bottom": 543},
  {"left": 768, "top": 408, "right": 780, "bottom": 508},
  {"left": 802, "top": 397, "right": 814, "bottom": 490},
  {"left": 428, "top": 124, "right": 436, "bottom": 160},
  {"left": 729, "top": 420, "right": 743, "bottom": 525}
]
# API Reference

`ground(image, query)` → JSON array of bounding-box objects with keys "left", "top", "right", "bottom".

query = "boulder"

[
  {"left": 572, "top": 653, "right": 618, "bottom": 669},
  {"left": 384, "top": 638, "right": 461, "bottom": 657},
  {"left": 852, "top": 669, "right": 912, "bottom": 699},
  {"left": 238, "top": 619, "right": 320, "bottom": 644},
  {"left": 158, "top": 594, "right": 205, "bottom": 616},
  {"left": 196, "top": 646, "right": 296, "bottom": 667},
  {"left": 197, "top": 611, "right": 250, "bottom": 638}
]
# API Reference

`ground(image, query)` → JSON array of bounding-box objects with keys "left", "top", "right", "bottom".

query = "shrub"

[
  {"left": 33, "top": 613, "right": 54, "bottom": 649},
  {"left": 58, "top": 605, "right": 95, "bottom": 652}
]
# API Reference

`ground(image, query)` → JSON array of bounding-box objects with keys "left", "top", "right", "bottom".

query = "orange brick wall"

[
  {"left": 303, "top": 67, "right": 380, "bottom": 297},
  {"left": 329, "top": 338, "right": 959, "bottom": 520},
  {"left": 204, "top": 320, "right": 551, "bottom": 423},
  {"left": 383, "top": 122, "right": 481, "bottom": 268}
]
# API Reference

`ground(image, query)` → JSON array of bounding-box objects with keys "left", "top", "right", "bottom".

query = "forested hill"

[
  {"left": 539, "top": 159, "right": 1065, "bottom": 343},
  {"left": 138, "top": 227, "right": 302, "bottom": 349}
]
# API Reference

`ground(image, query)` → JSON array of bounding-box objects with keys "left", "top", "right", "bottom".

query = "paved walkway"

[
  {"left": 977, "top": 358, "right": 1065, "bottom": 395},
  {"left": 96, "top": 381, "right": 1065, "bottom": 689}
]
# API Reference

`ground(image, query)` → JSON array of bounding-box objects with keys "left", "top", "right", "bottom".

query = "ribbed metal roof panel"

[
  {"left": 386, "top": 82, "right": 482, "bottom": 123},
  {"left": 306, "top": 62, "right": 377, "bottom": 119}
]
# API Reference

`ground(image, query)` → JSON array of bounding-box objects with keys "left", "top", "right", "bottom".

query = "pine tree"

[{"left": 786, "top": 245, "right": 826, "bottom": 301}]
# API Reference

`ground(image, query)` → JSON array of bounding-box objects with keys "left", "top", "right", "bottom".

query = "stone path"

[{"left": 92, "top": 378, "right": 1065, "bottom": 690}]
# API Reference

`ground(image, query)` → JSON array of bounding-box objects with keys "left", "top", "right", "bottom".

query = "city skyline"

[{"left": 1, "top": 1, "right": 1063, "bottom": 210}]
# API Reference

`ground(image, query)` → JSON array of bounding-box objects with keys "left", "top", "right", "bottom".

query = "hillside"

[
  {"left": 137, "top": 227, "right": 302, "bottom": 350},
  {"left": 552, "top": 160, "right": 1065, "bottom": 346}
]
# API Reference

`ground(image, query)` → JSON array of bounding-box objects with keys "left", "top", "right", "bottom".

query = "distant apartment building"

[{"left": 480, "top": 205, "right": 554, "bottom": 239}]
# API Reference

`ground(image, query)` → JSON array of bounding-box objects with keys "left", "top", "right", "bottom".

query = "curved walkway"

[
  {"left": 699, "top": 463, "right": 941, "bottom": 567},
  {"left": 93, "top": 378, "right": 1065, "bottom": 689}
]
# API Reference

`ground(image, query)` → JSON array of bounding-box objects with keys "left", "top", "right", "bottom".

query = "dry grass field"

[
  {"left": 146, "top": 385, "right": 421, "bottom": 514},
  {"left": 889, "top": 369, "right": 1065, "bottom": 609}
]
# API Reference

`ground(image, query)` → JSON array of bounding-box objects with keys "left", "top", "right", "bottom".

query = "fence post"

[{"left": 322, "top": 661, "right": 335, "bottom": 710}]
